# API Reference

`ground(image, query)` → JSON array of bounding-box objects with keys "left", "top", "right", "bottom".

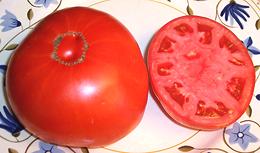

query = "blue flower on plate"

[
  {"left": 243, "top": 37, "right": 260, "bottom": 55},
  {"left": 0, "top": 10, "right": 22, "bottom": 32},
  {"left": 220, "top": 0, "right": 250, "bottom": 29},
  {"left": 256, "top": 94, "right": 260, "bottom": 101},
  {"left": 0, "top": 65, "right": 7, "bottom": 74},
  {"left": 0, "top": 106, "right": 24, "bottom": 137},
  {"left": 226, "top": 122, "right": 258, "bottom": 150},
  {"left": 33, "top": 141, "right": 65, "bottom": 153},
  {"left": 0, "top": 65, "right": 7, "bottom": 86},
  {"left": 34, "top": 0, "right": 58, "bottom": 8}
]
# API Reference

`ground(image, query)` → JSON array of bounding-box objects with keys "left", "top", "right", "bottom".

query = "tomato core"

[{"left": 52, "top": 31, "right": 88, "bottom": 66}]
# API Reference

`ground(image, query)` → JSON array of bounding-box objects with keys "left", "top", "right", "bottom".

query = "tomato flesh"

[{"left": 148, "top": 16, "right": 255, "bottom": 130}]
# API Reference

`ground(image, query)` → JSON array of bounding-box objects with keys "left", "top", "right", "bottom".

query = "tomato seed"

[{"left": 184, "top": 50, "right": 200, "bottom": 60}]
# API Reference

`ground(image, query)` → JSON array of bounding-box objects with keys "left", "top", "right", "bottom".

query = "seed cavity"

[
  {"left": 165, "top": 82, "right": 189, "bottom": 108},
  {"left": 157, "top": 62, "right": 173, "bottom": 76},
  {"left": 226, "top": 77, "right": 245, "bottom": 100},
  {"left": 197, "top": 23, "right": 213, "bottom": 44},
  {"left": 219, "top": 35, "right": 238, "bottom": 53},
  {"left": 174, "top": 23, "right": 194, "bottom": 36},
  {"left": 228, "top": 57, "right": 244, "bottom": 66},
  {"left": 158, "top": 36, "right": 176, "bottom": 53},
  {"left": 195, "top": 101, "right": 230, "bottom": 117}
]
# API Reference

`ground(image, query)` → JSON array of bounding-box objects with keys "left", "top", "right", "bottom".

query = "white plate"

[{"left": 0, "top": 0, "right": 259, "bottom": 153}]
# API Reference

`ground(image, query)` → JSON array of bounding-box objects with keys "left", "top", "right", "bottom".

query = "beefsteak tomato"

[
  {"left": 148, "top": 16, "right": 255, "bottom": 130},
  {"left": 6, "top": 7, "right": 148, "bottom": 147}
]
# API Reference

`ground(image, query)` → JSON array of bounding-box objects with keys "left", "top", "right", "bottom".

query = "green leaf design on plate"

[
  {"left": 246, "top": 105, "right": 252, "bottom": 117},
  {"left": 27, "top": 8, "right": 34, "bottom": 20},
  {"left": 178, "top": 145, "right": 194, "bottom": 152},
  {"left": 255, "top": 65, "right": 260, "bottom": 72},
  {"left": 8, "top": 148, "right": 18, "bottom": 153},
  {"left": 187, "top": 6, "right": 193, "bottom": 15},
  {"left": 81, "top": 147, "right": 89, "bottom": 153},
  {"left": 5, "top": 43, "right": 18, "bottom": 50},
  {"left": 256, "top": 19, "right": 260, "bottom": 30}
]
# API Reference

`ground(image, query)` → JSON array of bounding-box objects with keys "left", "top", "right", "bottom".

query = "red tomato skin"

[
  {"left": 6, "top": 7, "right": 148, "bottom": 147},
  {"left": 148, "top": 16, "right": 255, "bottom": 130}
]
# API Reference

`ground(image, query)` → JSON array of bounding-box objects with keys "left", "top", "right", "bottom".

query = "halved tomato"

[{"left": 147, "top": 16, "right": 255, "bottom": 130}]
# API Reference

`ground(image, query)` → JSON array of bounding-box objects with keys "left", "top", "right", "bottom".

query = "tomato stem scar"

[{"left": 51, "top": 31, "right": 88, "bottom": 66}]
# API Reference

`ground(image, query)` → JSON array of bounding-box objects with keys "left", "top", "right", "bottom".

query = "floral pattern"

[
  {"left": 0, "top": 106, "right": 24, "bottom": 137},
  {"left": 32, "top": 141, "right": 65, "bottom": 153},
  {"left": 220, "top": 0, "right": 250, "bottom": 29},
  {"left": 256, "top": 94, "right": 260, "bottom": 100},
  {"left": 34, "top": 0, "right": 58, "bottom": 8},
  {"left": 0, "top": 10, "right": 21, "bottom": 32},
  {"left": 225, "top": 122, "right": 258, "bottom": 150},
  {"left": 0, "top": 0, "right": 259, "bottom": 153},
  {"left": 243, "top": 37, "right": 260, "bottom": 55},
  {"left": 0, "top": 65, "right": 7, "bottom": 74}
]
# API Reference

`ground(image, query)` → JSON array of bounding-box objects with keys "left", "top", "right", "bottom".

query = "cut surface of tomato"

[{"left": 148, "top": 16, "right": 255, "bottom": 130}]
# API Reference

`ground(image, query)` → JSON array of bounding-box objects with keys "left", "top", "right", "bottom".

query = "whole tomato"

[{"left": 6, "top": 7, "right": 148, "bottom": 147}]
